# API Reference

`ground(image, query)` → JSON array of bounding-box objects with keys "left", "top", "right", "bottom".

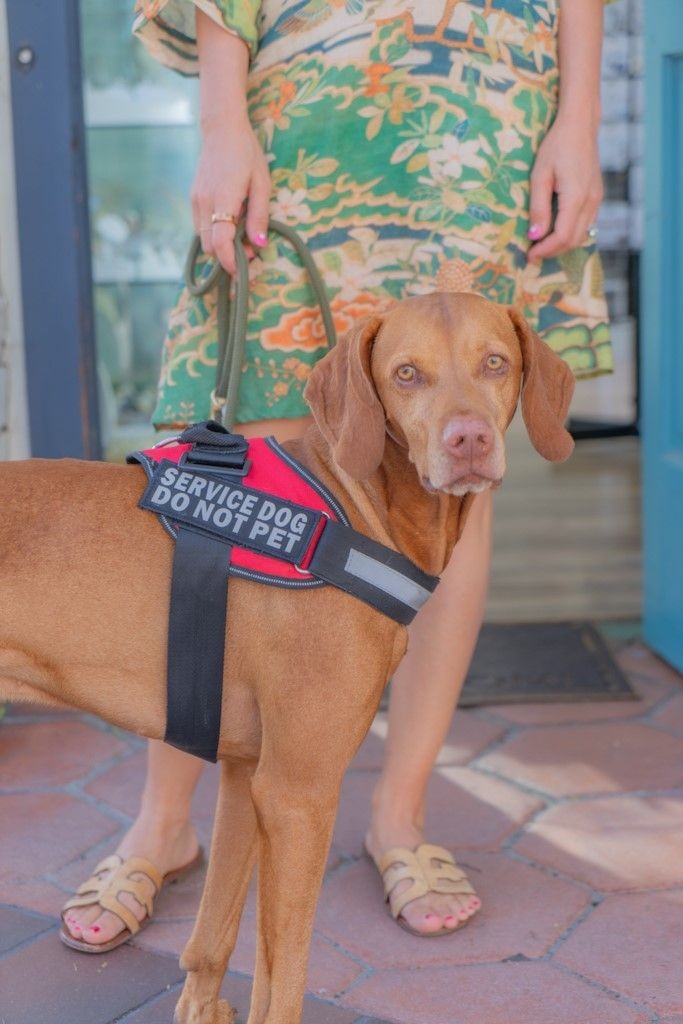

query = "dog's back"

[{"left": 0, "top": 458, "right": 399, "bottom": 757}]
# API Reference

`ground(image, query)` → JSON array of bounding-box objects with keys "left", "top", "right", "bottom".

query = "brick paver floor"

[{"left": 1, "top": 639, "right": 682, "bottom": 1024}]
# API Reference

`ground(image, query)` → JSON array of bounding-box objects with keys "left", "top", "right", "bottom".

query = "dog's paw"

[
  {"left": 173, "top": 996, "right": 235, "bottom": 1024},
  {"left": 215, "top": 1000, "right": 236, "bottom": 1024}
]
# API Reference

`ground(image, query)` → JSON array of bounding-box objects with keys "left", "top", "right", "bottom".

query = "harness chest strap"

[{"left": 129, "top": 422, "right": 440, "bottom": 762}]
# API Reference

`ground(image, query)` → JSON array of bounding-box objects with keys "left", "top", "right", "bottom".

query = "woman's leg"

[
  {"left": 63, "top": 740, "right": 205, "bottom": 943},
  {"left": 365, "top": 490, "right": 492, "bottom": 935},
  {"left": 62, "top": 415, "right": 312, "bottom": 947}
]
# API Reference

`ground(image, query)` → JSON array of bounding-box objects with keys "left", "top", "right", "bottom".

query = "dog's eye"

[
  {"left": 485, "top": 355, "right": 507, "bottom": 373},
  {"left": 396, "top": 364, "right": 417, "bottom": 383}
]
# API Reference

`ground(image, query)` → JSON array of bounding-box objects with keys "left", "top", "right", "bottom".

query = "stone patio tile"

[
  {"left": 123, "top": 973, "right": 366, "bottom": 1024},
  {"left": 333, "top": 767, "right": 541, "bottom": 858},
  {"left": 84, "top": 750, "right": 220, "bottom": 819},
  {"left": 0, "top": 719, "right": 130, "bottom": 788},
  {"left": 652, "top": 693, "right": 683, "bottom": 736},
  {"left": 142, "top": 858, "right": 208, "bottom": 922},
  {"left": 0, "top": 876, "right": 70, "bottom": 917},
  {"left": 0, "top": 928, "right": 183, "bottom": 1024},
  {"left": 315, "top": 851, "right": 588, "bottom": 969},
  {"left": 438, "top": 710, "right": 507, "bottom": 763},
  {"left": 483, "top": 672, "right": 671, "bottom": 726},
  {"left": 342, "top": 961, "right": 649, "bottom": 1024},
  {"left": 555, "top": 890, "right": 683, "bottom": 1014},
  {"left": 0, "top": 792, "right": 120, "bottom": 882},
  {"left": 515, "top": 795, "right": 683, "bottom": 891},
  {"left": 0, "top": 904, "right": 53, "bottom": 955},
  {"left": 616, "top": 644, "right": 683, "bottom": 689},
  {"left": 350, "top": 710, "right": 505, "bottom": 771},
  {"left": 133, "top": 917, "right": 194, "bottom": 957},
  {"left": 229, "top": 893, "right": 364, "bottom": 998},
  {"left": 479, "top": 722, "right": 683, "bottom": 796},
  {"left": 137, "top": 883, "right": 363, "bottom": 1001},
  {"left": 82, "top": 748, "right": 146, "bottom": 813}
]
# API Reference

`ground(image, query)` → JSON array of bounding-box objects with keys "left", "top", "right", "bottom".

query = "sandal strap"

[
  {"left": 61, "top": 854, "right": 163, "bottom": 934},
  {"left": 377, "top": 844, "right": 475, "bottom": 920}
]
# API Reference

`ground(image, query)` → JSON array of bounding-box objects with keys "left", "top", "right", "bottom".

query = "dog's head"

[{"left": 304, "top": 292, "right": 574, "bottom": 494}]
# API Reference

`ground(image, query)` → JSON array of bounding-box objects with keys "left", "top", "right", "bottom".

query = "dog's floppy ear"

[
  {"left": 508, "top": 306, "right": 575, "bottom": 463},
  {"left": 304, "top": 316, "right": 386, "bottom": 479}
]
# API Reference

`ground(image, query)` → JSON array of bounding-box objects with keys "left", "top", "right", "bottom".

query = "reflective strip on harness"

[
  {"left": 305, "top": 518, "right": 438, "bottom": 626},
  {"left": 345, "top": 549, "right": 433, "bottom": 612}
]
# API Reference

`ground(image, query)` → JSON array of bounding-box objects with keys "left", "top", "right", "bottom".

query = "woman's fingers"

[
  {"left": 206, "top": 188, "right": 246, "bottom": 270},
  {"left": 211, "top": 221, "right": 240, "bottom": 274},
  {"left": 528, "top": 187, "right": 585, "bottom": 263},
  {"left": 190, "top": 130, "right": 273, "bottom": 272},
  {"left": 191, "top": 177, "right": 222, "bottom": 258},
  {"left": 246, "top": 163, "right": 271, "bottom": 250},
  {"left": 527, "top": 160, "right": 554, "bottom": 247}
]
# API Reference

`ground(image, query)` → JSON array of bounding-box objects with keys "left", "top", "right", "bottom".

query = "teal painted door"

[{"left": 642, "top": 3, "right": 683, "bottom": 669}]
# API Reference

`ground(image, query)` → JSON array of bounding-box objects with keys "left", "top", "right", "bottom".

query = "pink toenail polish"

[
  {"left": 527, "top": 223, "right": 542, "bottom": 240},
  {"left": 424, "top": 913, "right": 437, "bottom": 921},
  {"left": 444, "top": 916, "right": 456, "bottom": 925},
  {"left": 89, "top": 926, "right": 101, "bottom": 933}
]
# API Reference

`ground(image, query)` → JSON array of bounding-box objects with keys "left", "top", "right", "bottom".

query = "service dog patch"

[{"left": 139, "top": 460, "right": 323, "bottom": 566}]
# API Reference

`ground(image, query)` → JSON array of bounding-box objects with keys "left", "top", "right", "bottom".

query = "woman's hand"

[
  {"left": 528, "top": 0, "right": 605, "bottom": 264},
  {"left": 194, "top": 9, "right": 271, "bottom": 274},
  {"left": 191, "top": 116, "right": 271, "bottom": 275},
  {"left": 527, "top": 114, "right": 603, "bottom": 264}
]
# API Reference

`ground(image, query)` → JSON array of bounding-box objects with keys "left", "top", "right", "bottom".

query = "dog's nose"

[{"left": 442, "top": 418, "right": 493, "bottom": 462}]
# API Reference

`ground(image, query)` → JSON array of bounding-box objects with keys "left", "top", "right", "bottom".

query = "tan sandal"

[
  {"left": 59, "top": 848, "right": 204, "bottom": 953},
  {"left": 369, "top": 842, "right": 479, "bottom": 938}
]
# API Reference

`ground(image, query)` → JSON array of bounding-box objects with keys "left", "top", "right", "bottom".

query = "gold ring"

[{"left": 211, "top": 211, "right": 238, "bottom": 226}]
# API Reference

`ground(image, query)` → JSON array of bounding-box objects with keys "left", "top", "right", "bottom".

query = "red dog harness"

[
  {"left": 129, "top": 422, "right": 438, "bottom": 762},
  {"left": 130, "top": 433, "right": 347, "bottom": 588}
]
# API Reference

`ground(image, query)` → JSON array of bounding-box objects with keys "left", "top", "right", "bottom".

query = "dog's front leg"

[
  {"left": 174, "top": 758, "right": 257, "bottom": 1024},
  {"left": 246, "top": 769, "right": 340, "bottom": 1024}
]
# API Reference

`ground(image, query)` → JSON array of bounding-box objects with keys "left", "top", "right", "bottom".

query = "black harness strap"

[
  {"left": 306, "top": 519, "right": 438, "bottom": 626},
  {"left": 164, "top": 522, "right": 231, "bottom": 763}
]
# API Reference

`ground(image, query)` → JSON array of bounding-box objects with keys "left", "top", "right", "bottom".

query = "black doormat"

[{"left": 460, "top": 621, "right": 637, "bottom": 706}]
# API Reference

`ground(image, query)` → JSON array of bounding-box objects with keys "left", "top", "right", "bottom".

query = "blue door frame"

[
  {"left": 642, "top": 3, "right": 683, "bottom": 670},
  {"left": 6, "top": 0, "right": 100, "bottom": 459}
]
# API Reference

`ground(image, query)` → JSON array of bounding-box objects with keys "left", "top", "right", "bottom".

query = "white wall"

[{"left": 0, "top": 0, "right": 30, "bottom": 459}]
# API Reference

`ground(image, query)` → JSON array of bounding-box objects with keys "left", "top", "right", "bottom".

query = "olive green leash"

[{"left": 184, "top": 218, "right": 337, "bottom": 429}]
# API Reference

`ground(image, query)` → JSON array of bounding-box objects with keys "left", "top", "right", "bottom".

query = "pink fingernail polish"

[
  {"left": 254, "top": 232, "right": 267, "bottom": 247},
  {"left": 527, "top": 224, "right": 542, "bottom": 240}
]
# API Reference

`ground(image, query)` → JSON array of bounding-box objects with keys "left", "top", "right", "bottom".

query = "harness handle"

[{"left": 183, "top": 219, "right": 337, "bottom": 430}]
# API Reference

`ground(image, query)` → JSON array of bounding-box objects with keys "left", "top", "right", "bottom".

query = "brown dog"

[{"left": 0, "top": 293, "right": 573, "bottom": 1024}]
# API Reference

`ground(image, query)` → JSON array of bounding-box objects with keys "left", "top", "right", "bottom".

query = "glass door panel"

[{"left": 79, "top": 0, "right": 199, "bottom": 459}]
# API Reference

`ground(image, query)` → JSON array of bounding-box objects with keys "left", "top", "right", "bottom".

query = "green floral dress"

[{"left": 133, "top": 0, "right": 614, "bottom": 428}]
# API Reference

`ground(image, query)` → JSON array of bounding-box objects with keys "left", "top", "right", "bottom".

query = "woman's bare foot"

[
  {"left": 365, "top": 819, "right": 480, "bottom": 935},
  {"left": 61, "top": 816, "right": 200, "bottom": 947}
]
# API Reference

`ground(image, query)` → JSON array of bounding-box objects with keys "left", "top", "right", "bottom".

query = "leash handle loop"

[{"left": 183, "top": 219, "right": 337, "bottom": 430}]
